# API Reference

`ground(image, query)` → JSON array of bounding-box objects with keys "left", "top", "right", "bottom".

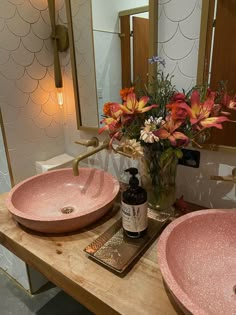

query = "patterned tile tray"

[{"left": 84, "top": 214, "right": 168, "bottom": 274}]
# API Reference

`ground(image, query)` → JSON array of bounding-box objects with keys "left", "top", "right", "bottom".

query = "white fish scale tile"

[
  {"left": 158, "top": 0, "right": 202, "bottom": 89},
  {"left": 0, "top": 48, "right": 10, "bottom": 65},
  {"left": 31, "top": 14, "right": 51, "bottom": 40},
  {"left": 42, "top": 97, "right": 59, "bottom": 116},
  {"left": 0, "top": 18, "right": 5, "bottom": 32},
  {"left": 58, "top": 2, "right": 67, "bottom": 24},
  {"left": 1, "top": 102, "right": 22, "bottom": 123},
  {"left": 29, "top": 0, "right": 48, "bottom": 11},
  {"left": 26, "top": 58, "right": 47, "bottom": 80},
  {"left": 171, "top": 66, "right": 196, "bottom": 91},
  {"left": 21, "top": 28, "right": 44, "bottom": 52},
  {"left": 30, "top": 85, "right": 50, "bottom": 104},
  {"left": 158, "top": 10, "right": 178, "bottom": 43},
  {"left": 0, "top": 74, "right": 16, "bottom": 99},
  {"left": 163, "top": 28, "right": 195, "bottom": 60},
  {"left": 20, "top": 98, "right": 42, "bottom": 119},
  {"left": 164, "top": 0, "right": 196, "bottom": 22},
  {"left": 159, "top": 0, "right": 172, "bottom": 4},
  {"left": 60, "top": 51, "right": 70, "bottom": 67},
  {"left": 6, "top": 9, "right": 30, "bottom": 37},
  {"left": 8, "top": 0, "right": 25, "bottom": 4},
  {"left": 56, "top": 0, "right": 64, "bottom": 12},
  {"left": 4, "top": 87, "right": 30, "bottom": 108},
  {"left": 47, "top": 63, "right": 56, "bottom": 80},
  {"left": 179, "top": 6, "right": 202, "bottom": 39},
  {"left": 16, "top": 72, "right": 38, "bottom": 93},
  {"left": 178, "top": 41, "right": 200, "bottom": 78},
  {"left": 43, "top": 37, "right": 53, "bottom": 53},
  {"left": 0, "top": 56, "right": 25, "bottom": 80},
  {"left": 11, "top": 42, "right": 34, "bottom": 66},
  {"left": 45, "top": 120, "right": 63, "bottom": 138},
  {"left": 17, "top": 1, "right": 40, "bottom": 24},
  {"left": 0, "top": 25, "right": 21, "bottom": 50},
  {"left": 0, "top": 0, "right": 16, "bottom": 19},
  {"left": 40, "top": 8, "right": 51, "bottom": 26},
  {"left": 158, "top": 4, "right": 164, "bottom": 19},
  {"left": 32, "top": 110, "right": 53, "bottom": 129},
  {"left": 38, "top": 72, "right": 55, "bottom": 92},
  {"left": 35, "top": 43, "right": 54, "bottom": 67}
]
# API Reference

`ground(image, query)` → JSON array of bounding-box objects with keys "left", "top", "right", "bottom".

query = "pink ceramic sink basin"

[
  {"left": 6, "top": 168, "right": 120, "bottom": 234},
  {"left": 158, "top": 209, "right": 236, "bottom": 315}
]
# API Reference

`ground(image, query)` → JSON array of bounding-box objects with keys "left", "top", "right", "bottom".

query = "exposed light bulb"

[{"left": 57, "top": 88, "right": 63, "bottom": 108}]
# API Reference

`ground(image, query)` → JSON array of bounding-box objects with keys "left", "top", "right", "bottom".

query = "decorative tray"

[{"left": 84, "top": 214, "right": 168, "bottom": 274}]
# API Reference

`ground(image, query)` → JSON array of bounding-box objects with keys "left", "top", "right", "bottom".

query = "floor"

[{"left": 0, "top": 269, "right": 94, "bottom": 315}]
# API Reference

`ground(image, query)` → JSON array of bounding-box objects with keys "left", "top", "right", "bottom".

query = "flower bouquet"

[{"left": 99, "top": 68, "right": 236, "bottom": 214}]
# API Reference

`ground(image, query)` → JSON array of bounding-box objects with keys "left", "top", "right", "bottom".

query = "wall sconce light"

[{"left": 48, "top": 0, "right": 69, "bottom": 107}]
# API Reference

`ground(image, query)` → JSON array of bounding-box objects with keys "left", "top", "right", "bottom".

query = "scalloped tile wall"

[
  {"left": 0, "top": 0, "right": 69, "bottom": 184},
  {"left": 158, "top": 0, "right": 202, "bottom": 91},
  {"left": 0, "top": 0, "right": 73, "bottom": 292}
]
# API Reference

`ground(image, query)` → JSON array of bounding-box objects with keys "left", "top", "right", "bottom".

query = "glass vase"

[{"left": 139, "top": 145, "right": 178, "bottom": 219}]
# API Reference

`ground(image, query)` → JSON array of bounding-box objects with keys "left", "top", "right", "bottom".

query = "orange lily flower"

[
  {"left": 189, "top": 90, "right": 229, "bottom": 130},
  {"left": 166, "top": 102, "right": 191, "bottom": 121},
  {"left": 98, "top": 116, "right": 121, "bottom": 134},
  {"left": 154, "top": 116, "right": 189, "bottom": 147},
  {"left": 120, "top": 87, "right": 135, "bottom": 101},
  {"left": 99, "top": 102, "right": 123, "bottom": 134},
  {"left": 119, "top": 93, "right": 158, "bottom": 115}
]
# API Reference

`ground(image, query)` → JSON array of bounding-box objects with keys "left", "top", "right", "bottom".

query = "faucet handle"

[
  {"left": 75, "top": 137, "right": 99, "bottom": 147},
  {"left": 210, "top": 167, "right": 236, "bottom": 183}
]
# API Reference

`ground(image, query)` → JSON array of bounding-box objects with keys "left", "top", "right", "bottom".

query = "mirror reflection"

[
  {"left": 69, "top": 0, "right": 149, "bottom": 128},
  {"left": 69, "top": 0, "right": 236, "bottom": 148}
]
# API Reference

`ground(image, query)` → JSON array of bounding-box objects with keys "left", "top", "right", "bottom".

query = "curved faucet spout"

[{"left": 73, "top": 140, "right": 109, "bottom": 176}]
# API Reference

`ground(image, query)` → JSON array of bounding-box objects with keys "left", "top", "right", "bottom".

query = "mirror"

[
  {"left": 67, "top": 0, "right": 150, "bottom": 129},
  {"left": 67, "top": 0, "right": 236, "bottom": 149}
]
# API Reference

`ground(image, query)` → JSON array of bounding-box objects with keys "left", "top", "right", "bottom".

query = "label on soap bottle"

[{"left": 121, "top": 201, "right": 148, "bottom": 233}]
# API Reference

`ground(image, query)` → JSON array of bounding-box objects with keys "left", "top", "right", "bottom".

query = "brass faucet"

[
  {"left": 73, "top": 137, "right": 109, "bottom": 176},
  {"left": 210, "top": 167, "right": 236, "bottom": 183}
]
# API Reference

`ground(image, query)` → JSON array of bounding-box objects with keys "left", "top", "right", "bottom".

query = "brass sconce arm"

[{"left": 47, "top": 0, "right": 69, "bottom": 88}]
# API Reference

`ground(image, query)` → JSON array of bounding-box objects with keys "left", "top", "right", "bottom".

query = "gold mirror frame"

[{"left": 0, "top": 108, "right": 14, "bottom": 187}]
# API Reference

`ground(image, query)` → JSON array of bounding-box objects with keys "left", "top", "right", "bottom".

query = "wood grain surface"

[{"left": 0, "top": 193, "right": 183, "bottom": 315}]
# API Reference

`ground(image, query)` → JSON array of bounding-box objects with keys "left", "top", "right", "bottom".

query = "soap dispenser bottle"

[{"left": 121, "top": 168, "right": 148, "bottom": 238}]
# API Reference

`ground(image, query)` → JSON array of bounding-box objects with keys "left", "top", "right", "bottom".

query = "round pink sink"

[
  {"left": 6, "top": 168, "right": 120, "bottom": 233},
  {"left": 158, "top": 209, "right": 236, "bottom": 315}
]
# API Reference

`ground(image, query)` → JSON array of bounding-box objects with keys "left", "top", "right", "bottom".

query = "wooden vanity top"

[{"left": 0, "top": 193, "right": 184, "bottom": 315}]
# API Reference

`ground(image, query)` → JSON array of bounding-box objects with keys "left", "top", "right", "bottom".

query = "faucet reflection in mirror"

[
  {"left": 47, "top": 0, "right": 69, "bottom": 108},
  {"left": 99, "top": 64, "right": 236, "bottom": 218}
]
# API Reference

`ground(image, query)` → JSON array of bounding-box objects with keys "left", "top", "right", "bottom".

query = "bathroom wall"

[
  {"left": 0, "top": 0, "right": 68, "bottom": 184},
  {"left": 64, "top": 0, "right": 235, "bottom": 208},
  {"left": 158, "top": 0, "right": 202, "bottom": 91}
]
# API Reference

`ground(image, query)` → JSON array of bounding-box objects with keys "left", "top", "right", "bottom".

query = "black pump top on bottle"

[{"left": 123, "top": 168, "right": 147, "bottom": 205}]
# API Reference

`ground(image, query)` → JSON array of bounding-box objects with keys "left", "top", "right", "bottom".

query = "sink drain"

[{"left": 61, "top": 206, "right": 74, "bottom": 214}]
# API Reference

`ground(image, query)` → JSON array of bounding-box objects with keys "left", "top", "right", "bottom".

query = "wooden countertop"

[{"left": 0, "top": 193, "right": 183, "bottom": 315}]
